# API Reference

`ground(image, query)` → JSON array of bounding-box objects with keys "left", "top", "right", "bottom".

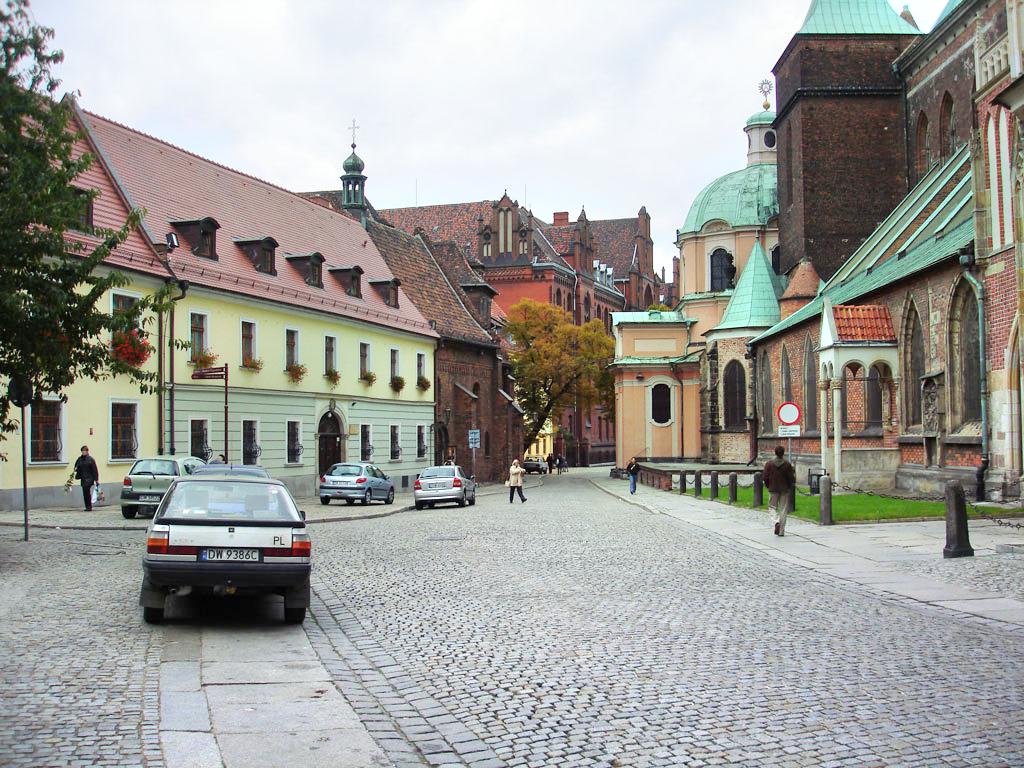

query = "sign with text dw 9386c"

[{"left": 776, "top": 401, "right": 801, "bottom": 437}]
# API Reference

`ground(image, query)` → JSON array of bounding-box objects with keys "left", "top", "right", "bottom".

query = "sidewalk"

[{"left": 592, "top": 471, "right": 1024, "bottom": 630}]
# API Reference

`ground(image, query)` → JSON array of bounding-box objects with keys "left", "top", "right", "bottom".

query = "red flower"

[{"left": 112, "top": 329, "right": 153, "bottom": 367}]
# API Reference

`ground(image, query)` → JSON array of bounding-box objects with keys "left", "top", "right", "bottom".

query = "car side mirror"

[
  {"left": 299, "top": 510, "right": 306, "bottom": 520},
  {"left": 383, "top": 474, "right": 389, "bottom": 481}
]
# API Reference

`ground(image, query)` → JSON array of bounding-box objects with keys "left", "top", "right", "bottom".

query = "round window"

[{"left": 764, "top": 130, "right": 777, "bottom": 149}]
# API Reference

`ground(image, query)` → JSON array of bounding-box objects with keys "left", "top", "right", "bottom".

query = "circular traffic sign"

[{"left": 777, "top": 401, "right": 801, "bottom": 426}]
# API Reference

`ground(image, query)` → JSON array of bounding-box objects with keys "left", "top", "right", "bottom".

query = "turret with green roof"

[
  {"left": 706, "top": 242, "right": 781, "bottom": 336},
  {"left": 797, "top": 0, "right": 922, "bottom": 35}
]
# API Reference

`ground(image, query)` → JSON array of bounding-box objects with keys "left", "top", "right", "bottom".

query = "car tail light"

[
  {"left": 414, "top": 479, "right": 421, "bottom": 490},
  {"left": 265, "top": 532, "right": 311, "bottom": 558},
  {"left": 356, "top": 476, "right": 367, "bottom": 484},
  {"left": 146, "top": 530, "right": 169, "bottom": 554},
  {"left": 123, "top": 476, "right": 132, "bottom": 487},
  {"left": 319, "top": 475, "right": 325, "bottom": 483},
  {"left": 453, "top": 477, "right": 462, "bottom": 488}
]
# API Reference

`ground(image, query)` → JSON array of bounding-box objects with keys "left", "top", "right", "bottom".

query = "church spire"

[{"left": 341, "top": 119, "right": 367, "bottom": 221}]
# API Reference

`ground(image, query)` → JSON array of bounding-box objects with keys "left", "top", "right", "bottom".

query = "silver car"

[
  {"left": 414, "top": 465, "right": 476, "bottom": 509},
  {"left": 319, "top": 462, "right": 395, "bottom": 505}
]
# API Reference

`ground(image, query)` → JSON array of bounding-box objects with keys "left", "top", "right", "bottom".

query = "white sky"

[{"left": 33, "top": 0, "right": 950, "bottom": 276}]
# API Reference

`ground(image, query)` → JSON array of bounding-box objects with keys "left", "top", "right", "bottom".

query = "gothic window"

[
  {"left": 584, "top": 295, "right": 591, "bottom": 323},
  {"left": 498, "top": 209, "right": 513, "bottom": 255},
  {"left": 939, "top": 92, "right": 955, "bottom": 161},
  {"left": 651, "top": 383, "right": 671, "bottom": 425},
  {"left": 644, "top": 285, "right": 654, "bottom": 308},
  {"left": 1000, "top": 109, "right": 1015, "bottom": 244},
  {"left": 758, "top": 350, "right": 773, "bottom": 433},
  {"left": 915, "top": 111, "right": 930, "bottom": 179},
  {"left": 710, "top": 249, "right": 734, "bottom": 292},
  {"left": 555, "top": 288, "right": 562, "bottom": 307},
  {"left": 723, "top": 360, "right": 746, "bottom": 429},
  {"left": 803, "top": 335, "right": 818, "bottom": 430},
  {"left": 951, "top": 284, "right": 981, "bottom": 424},
  {"left": 771, "top": 245, "right": 781, "bottom": 275},
  {"left": 866, "top": 366, "right": 883, "bottom": 430},
  {"left": 904, "top": 302, "right": 925, "bottom": 426},
  {"left": 780, "top": 346, "right": 792, "bottom": 402}
]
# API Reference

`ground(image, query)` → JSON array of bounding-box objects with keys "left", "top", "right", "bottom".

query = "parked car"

[
  {"left": 139, "top": 476, "right": 311, "bottom": 625},
  {"left": 192, "top": 464, "right": 271, "bottom": 478},
  {"left": 522, "top": 457, "right": 547, "bottom": 474},
  {"left": 318, "top": 462, "right": 395, "bottom": 505},
  {"left": 121, "top": 456, "right": 206, "bottom": 519},
  {"left": 413, "top": 466, "right": 477, "bottom": 509}
]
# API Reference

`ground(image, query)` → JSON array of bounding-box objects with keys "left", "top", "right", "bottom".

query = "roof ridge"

[{"left": 382, "top": 200, "right": 494, "bottom": 213}]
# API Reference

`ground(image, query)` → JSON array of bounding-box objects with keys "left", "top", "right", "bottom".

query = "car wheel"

[
  {"left": 457, "top": 492, "right": 467, "bottom": 507},
  {"left": 284, "top": 605, "right": 306, "bottom": 624},
  {"left": 415, "top": 501, "right": 424, "bottom": 510},
  {"left": 143, "top": 606, "right": 164, "bottom": 624},
  {"left": 469, "top": 493, "right": 476, "bottom": 506},
  {"left": 121, "top": 507, "right": 136, "bottom": 519},
  {"left": 361, "top": 490, "right": 371, "bottom": 506},
  {"left": 385, "top": 488, "right": 395, "bottom": 505},
  {"left": 320, "top": 497, "right": 330, "bottom": 506}
]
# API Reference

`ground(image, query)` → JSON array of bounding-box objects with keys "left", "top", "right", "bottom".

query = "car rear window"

[
  {"left": 159, "top": 481, "right": 299, "bottom": 522},
  {"left": 192, "top": 466, "right": 269, "bottom": 477},
  {"left": 328, "top": 464, "right": 363, "bottom": 477},
  {"left": 131, "top": 459, "right": 178, "bottom": 476},
  {"left": 420, "top": 467, "right": 455, "bottom": 478}
]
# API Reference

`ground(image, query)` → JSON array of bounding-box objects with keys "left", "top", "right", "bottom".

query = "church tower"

[{"left": 340, "top": 121, "right": 367, "bottom": 223}]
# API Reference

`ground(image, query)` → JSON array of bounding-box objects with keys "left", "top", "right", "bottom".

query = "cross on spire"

[{"left": 349, "top": 119, "right": 360, "bottom": 148}]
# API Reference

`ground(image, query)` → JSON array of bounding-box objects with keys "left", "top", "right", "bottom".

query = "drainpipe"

[
  {"left": 157, "top": 307, "right": 165, "bottom": 454},
  {"left": 959, "top": 251, "right": 988, "bottom": 500}
]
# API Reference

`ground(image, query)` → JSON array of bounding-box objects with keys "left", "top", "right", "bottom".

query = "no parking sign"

[{"left": 776, "top": 402, "right": 801, "bottom": 437}]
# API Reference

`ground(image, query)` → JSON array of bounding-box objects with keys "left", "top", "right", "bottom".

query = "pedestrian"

[
  {"left": 506, "top": 459, "right": 527, "bottom": 504},
  {"left": 625, "top": 456, "right": 641, "bottom": 495},
  {"left": 557, "top": 455, "right": 566, "bottom": 474},
  {"left": 73, "top": 445, "right": 100, "bottom": 512},
  {"left": 763, "top": 445, "right": 796, "bottom": 536},
  {"left": 546, "top": 453, "right": 555, "bottom": 474}
]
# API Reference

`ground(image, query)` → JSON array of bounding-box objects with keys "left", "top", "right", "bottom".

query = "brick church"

[{"left": 614, "top": 0, "right": 1024, "bottom": 500}]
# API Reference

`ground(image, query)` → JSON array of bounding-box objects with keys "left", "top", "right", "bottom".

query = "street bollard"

[
  {"left": 709, "top": 471, "right": 719, "bottom": 500},
  {"left": 943, "top": 480, "right": 974, "bottom": 558},
  {"left": 728, "top": 472, "right": 737, "bottom": 504},
  {"left": 679, "top": 471, "right": 687, "bottom": 495},
  {"left": 819, "top": 474, "right": 832, "bottom": 526},
  {"left": 753, "top": 471, "right": 763, "bottom": 508},
  {"left": 693, "top": 471, "right": 702, "bottom": 498}
]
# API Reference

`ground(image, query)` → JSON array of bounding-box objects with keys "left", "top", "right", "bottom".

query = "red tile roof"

[
  {"left": 781, "top": 259, "right": 821, "bottom": 300},
  {"left": 587, "top": 217, "right": 639, "bottom": 276},
  {"left": 81, "top": 110, "right": 435, "bottom": 337},
  {"left": 832, "top": 304, "right": 896, "bottom": 342},
  {"left": 381, "top": 202, "right": 491, "bottom": 251}
]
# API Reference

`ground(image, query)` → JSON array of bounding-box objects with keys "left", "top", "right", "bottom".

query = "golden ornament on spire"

[{"left": 758, "top": 79, "right": 773, "bottom": 111}]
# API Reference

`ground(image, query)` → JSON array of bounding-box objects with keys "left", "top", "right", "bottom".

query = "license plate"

[
  {"left": 140, "top": 495, "right": 160, "bottom": 502},
  {"left": 430, "top": 482, "right": 445, "bottom": 489},
  {"left": 200, "top": 548, "right": 260, "bottom": 562}
]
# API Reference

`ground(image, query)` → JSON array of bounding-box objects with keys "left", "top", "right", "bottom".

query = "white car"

[
  {"left": 139, "top": 477, "right": 311, "bottom": 624},
  {"left": 413, "top": 465, "right": 477, "bottom": 509}
]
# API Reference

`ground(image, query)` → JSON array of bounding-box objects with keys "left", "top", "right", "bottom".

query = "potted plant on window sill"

[
  {"left": 390, "top": 375, "right": 405, "bottom": 393},
  {"left": 286, "top": 363, "right": 307, "bottom": 384},
  {"left": 359, "top": 371, "right": 377, "bottom": 386},
  {"left": 241, "top": 356, "right": 263, "bottom": 372},
  {"left": 325, "top": 368, "right": 340, "bottom": 389},
  {"left": 416, "top": 375, "right": 431, "bottom": 392},
  {"left": 111, "top": 329, "right": 153, "bottom": 367},
  {"left": 193, "top": 349, "right": 218, "bottom": 368}
]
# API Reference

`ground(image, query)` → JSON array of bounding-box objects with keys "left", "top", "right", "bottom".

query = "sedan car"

[
  {"left": 414, "top": 465, "right": 477, "bottom": 509},
  {"left": 318, "top": 462, "right": 395, "bottom": 505},
  {"left": 121, "top": 455, "right": 206, "bottom": 519},
  {"left": 522, "top": 457, "right": 548, "bottom": 475},
  {"left": 139, "top": 477, "right": 311, "bottom": 624},
  {"left": 191, "top": 464, "right": 271, "bottom": 478}
]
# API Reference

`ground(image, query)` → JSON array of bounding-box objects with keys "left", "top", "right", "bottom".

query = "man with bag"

[
  {"left": 73, "top": 445, "right": 100, "bottom": 511},
  {"left": 763, "top": 445, "right": 796, "bottom": 536},
  {"left": 625, "top": 457, "right": 641, "bottom": 495}
]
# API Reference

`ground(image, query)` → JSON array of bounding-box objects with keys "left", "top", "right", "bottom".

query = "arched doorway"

[{"left": 318, "top": 411, "right": 344, "bottom": 474}]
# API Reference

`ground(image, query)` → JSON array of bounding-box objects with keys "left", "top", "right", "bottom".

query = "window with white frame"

[
  {"left": 390, "top": 348, "right": 399, "bottom": 380},
  {"left": 285, "top": 329, "right": 299, "bottom": 368},
  {"left": 360, "top": 342, "right": 370, "bottom": 376},
  {"left": 110, "top": 402, "right": 138, "bottom": 460},
  {"left": 190, "top": 312, "right": 208, "bottom": 363},
  {"left": 390, "top": 425, "right": 400, "bottom": 460},
  {"left": 417, "top": 425, "right": 427, "bottom": 458},
  {"left": 286, "top": 420, "right": 303, "bottom": 464},
  {"left": 324, "top": 336, "right": 336, "bottom": 374},
  {"left": 190, "top": 419, "right": 211, "bottom": 461},
  {"left": 112, "top": 292, "right": 140, "bottom": 327},
  {"left": 360, "top": 424, "right": 372, "bottom": 461},
  {"left": 416, "top": 352, "right": 425, "bottom": 380},
  {"left": 242, "top": 420, "right": 260, "bottom": 465},
  {"left": 30, "top": 399, "right": 62, "bottom": 462},
  {"left": 241, "top": 321, "right": 256, "bottom": 364}
]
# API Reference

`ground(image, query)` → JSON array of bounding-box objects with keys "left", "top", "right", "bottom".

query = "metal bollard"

[
  {"left": 709, "top": 471, "right": 719, "bottom": 500},
  {"left": 943, "top": 480, "right": 974, "bottom": 558},
  {"left": 728, "top": 472, "right": 737, "bottom": 504},
  {"left": 679, "top": 471, "right": 686, "bottom": 495},
  {"left": 693, "top": 471, "right": 702, "bottom": 498},
  {"left": 819, "top": 474, "right": 832, "bottom": 526},
  {"left": 752, "top": 471, "right": 763, "bottom": 508}
]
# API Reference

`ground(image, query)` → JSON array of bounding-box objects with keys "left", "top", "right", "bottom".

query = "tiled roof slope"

[
  {"left": 82, "top": 112, "right": 435, "bottom": 337},
  {"left": 781, "top": 260, "right": 822, "bottom": 300},
  {"left": 710, "top": 242, "right": 781, "bottom": 332},
  {"left": 428, "top": 238, "right": 503, "bottom": 330},
  {"left": 365, "top": 220, "right": 493, "bottom": 346},
  {"left": 381, "top": 202, "right": 491, "bottom": 252},
  {"left": 798, "top": 0, "right": 922, "bottom": 35},
  {"left": 588, "top": 218, "right": 638, "bottom": 275},
  {"left": 832, "top": 305, "right": 896, "bottom": 342}
]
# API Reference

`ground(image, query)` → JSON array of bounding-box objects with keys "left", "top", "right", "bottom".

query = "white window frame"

[
  {"left": 240, "top": 318, "right": 258, "bottom": 364},
  {"left": 360, "top": 423, "right": 373, "bottom": 461},
  {"left": 416, "top": 352, "right": 426, "bottom": 380},
  {"left": 417, "top": 424, "right": 427, "bottom": 459},
  {"left": 240, "top": 418, "right": 261, "bottom": 466},
  {"left": 285, "top": 418, "right": 304, "bottom": 466},
  {"left": 390, "top": 348, "right": 400, "bottom": 380},
  {"left": 389, "top": 423, "right": 401, "bottom": 461},
  {"left": 108, "top": 398, "right": 140, "bottom": 463},
  {"left": 189, "top": 310, "right": 210, "bottom": 363},
  {"left": 324, "top": 334, "right": 337, "bottom": 374},
  {"left": 359, "top": 341, "right": 372, "bottom": 376},
  {"left": 27, "top": 395, "right": 67, "bottom": 466},
  {"left": 189, "top": 417, "right": 211, "bottom": 461},
  {"left": 285, "top": 327, "right": 300, "bottom": 369},
  {"left": 109, "top": 289, "right": 143, "bottom": 317}
]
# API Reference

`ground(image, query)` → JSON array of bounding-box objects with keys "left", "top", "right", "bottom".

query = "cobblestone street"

[{"left": 2, "top": 470, "right": 1023, "bottom": 767}]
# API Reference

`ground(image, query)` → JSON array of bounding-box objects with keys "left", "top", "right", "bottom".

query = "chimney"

[{"left": 553, "top": 211, "right": 569, "bottom": 226}]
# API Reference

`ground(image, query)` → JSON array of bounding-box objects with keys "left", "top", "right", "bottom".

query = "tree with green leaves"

[
  {"left": 506, "top": 299, "right": 615, "bottom": 452},
  {"left": 0, "top": 0, "right": 173, "bottom": 455}
]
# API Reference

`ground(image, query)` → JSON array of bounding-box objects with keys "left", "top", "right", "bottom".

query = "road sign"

[
  {"left": 191, "top": 365, "right": 228, "bottom": 380},
  {"left": 777, "top": 401, "right": 801, "bottom": 426},
  {"left": 7, "top": 377, "right": 32, "bottom": 408},
  {"left": 778, "top": 424, "right": 801, "bottom": 437},
  {"left": 468, "top": 429, "right": 481, "bottom": 449}
]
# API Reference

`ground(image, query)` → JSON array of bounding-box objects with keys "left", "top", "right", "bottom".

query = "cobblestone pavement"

[
  {"left": 308, "top": 471, "right": 1024, "bottom": 767},
  {"left": 0, "top": 527, "right": 163, "bottom": 767}
]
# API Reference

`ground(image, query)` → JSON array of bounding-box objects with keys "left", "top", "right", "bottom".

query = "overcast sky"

[{"left": 33, "top": 0, "right": 949, "bottom": 276}]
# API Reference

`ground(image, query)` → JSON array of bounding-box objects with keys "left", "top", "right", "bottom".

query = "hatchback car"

[
  {"left": 414, "top": 465, "right": 477, "bottom": 509},
  {"left": 522, "top": 457, "right": 547, "bottom": 474},
  {"left": 121, "top": 456, "right": 206, "bottom": 519},
  {"left": 318, "top": 462, "right": 395, "bottom": 505},
  {"left": 139, "top": 477, "right": 311, "bottom": 624}
]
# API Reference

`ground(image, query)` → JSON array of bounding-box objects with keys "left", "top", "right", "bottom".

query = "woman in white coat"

[{"left": 506, "top": 459, "right": 527, "bottom": 504}]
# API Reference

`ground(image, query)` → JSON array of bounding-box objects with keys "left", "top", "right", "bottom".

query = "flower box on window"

[
  {"left": 111, "top": 329, "right": 153, "bottom": 367},
  {"left": 193, "top": 349, "right": 218, "bottom": 368},
  {"left": 416, "top": 375, "right": 431, "bottom": 392},
  {"left": 241, "top": 356, "right": 263, "bottom": 372},
  {"left": 390, "top": 375, "right": 405, "bottom": 393},
  {"left": 325, "top": 368, "right": 340, "bottom": 389},
  {"left": 286, "top": 363, "right": 307, "bottom": 383},
  {"left": 359, "top": 371, "right": 377, "bottom": 386}
]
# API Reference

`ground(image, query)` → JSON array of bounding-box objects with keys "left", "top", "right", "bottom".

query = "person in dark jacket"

[
  {"left": 763, "top": 445, "right": 796, "bottom": 536},
  {"left": 625, "top": 457, "right": 641, "bottom": 495},
  {"left": 73, "top": 445, "right": 100, "bottom": 511}
]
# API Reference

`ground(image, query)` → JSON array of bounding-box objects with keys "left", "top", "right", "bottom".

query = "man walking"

[
  {"left": 625, "top": 457, "right": 641, "bottom": 495},
  {"left": 74, "top": 445, "right": 100, "bottom": 511},
  {"left": 763, "top": 445, "right": 796, "bottom": 536}
]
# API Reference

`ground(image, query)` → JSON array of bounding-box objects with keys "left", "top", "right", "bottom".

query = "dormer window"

[
  {"left": 171, "top": 217, "right": 221, "bottom": 259},
  {"left": 72, "top": 188, "right": 93, "bottom": 231},
  {"left": 235, "top": 237, "right": 279, "bottom": 275},
  {"left": 285, "top": 252, "right": 325, "bottom": 288},
  {"left": 461, "top": 281, "right": 497, "bottom": 321},
  {"left": 371, "top": 278, "right": 401, "bottom": 309},
  {"left": 329, "top": 266, "right": 364, "bottom": 298}
]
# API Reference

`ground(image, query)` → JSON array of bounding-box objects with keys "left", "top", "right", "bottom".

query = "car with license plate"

[
  {"left": 139, "top": 477, "right": 311, "bottom": 624},
  {"left": 522, "top": 457, "right": 547, "bottom": 474},
  {"left": 121, "top": 456, "right": 206, "bottom": 519},
  {"left": 191, "top": 464, "right": 271, "bottom": 478},
  {"left": 413, "top": 465, "right": 476, "bottom": 509},
  {"left": 318, "top": 462, "right": 395, "bottom": 505}
]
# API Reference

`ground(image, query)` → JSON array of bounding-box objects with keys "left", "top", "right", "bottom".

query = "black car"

[{"left": 522, "top": 457, "right": 547, "bottom": 474}]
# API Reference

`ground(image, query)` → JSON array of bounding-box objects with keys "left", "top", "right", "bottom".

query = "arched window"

[
  {"left": 555, "top": 288, "right": 562, "bottom": 307},
  {"left": 951, "top": 284, "right": 981, "bottom": 424},
  {"left": 866, "top": 366, "right": 883, "bottom": 429},
  {"left": 710, "top": 249, "right": 735, "bottom": 292},
  {"left": 583, "top": 295, "right": 591, "bottom": 323},
  {"left": 644, "top": 286, "right": 654, "bottom": 308},
  {"left": 803, "top": 336, "right": 818, "bottom": 430},
  {"left": 780, "top": 346, "right": 792, "bottom": 402},
  {"left": 723, "top": 360, "right": 746, "bottom": 429},
  {"left": 771, "top": 245, "right": 781, "bottom": 275},
  {"left": 904, "top": 302, "right": 925, "bottom": 426},
  {"left": 759, "top": 350, "right": 773, "bottom": 433},
  {"left": 939, "top": 92, "right": 955, "bottom": 161},
  {"left": 915, "top": 111, "right": 930, "bottom": 179},
  {"left": 651, "top": 383, "right": 671, "bottom": 424}
]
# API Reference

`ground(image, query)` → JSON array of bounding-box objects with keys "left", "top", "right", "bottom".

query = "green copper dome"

[
  {"left": 343, "top": 144, "right": 364, "bottom": 174},
  {"left": 797, "top": 0, "right": 921, "bottom": 35},
  {"left": 679, "top": 163, "right": 778, "bottom": 236},
  {"left": 746, "top": 110, "right": 776, "bottom": 127},
  {"left": 709, "top": 242, "right": 781, "bottom": 333}
]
